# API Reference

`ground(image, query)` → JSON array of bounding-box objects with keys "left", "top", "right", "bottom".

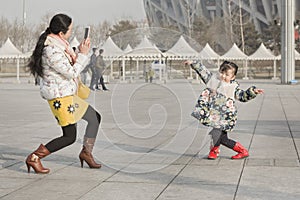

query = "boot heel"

[
  {"left": 80, "top": 157, "right": 84, "bottom": 168},
  {"left": 79, "top": 138, "right": 101, "bottom": 169},
  {"left": 25, "top": 144, "right": 51, "bottom": 174},
  {"left": 26, "top": 162, "right": 31, "bottom": 173}
]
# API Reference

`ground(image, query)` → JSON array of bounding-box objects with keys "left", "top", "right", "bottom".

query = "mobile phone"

[{"left": 84, "top": 26, "right": 90, "bottom": 39}]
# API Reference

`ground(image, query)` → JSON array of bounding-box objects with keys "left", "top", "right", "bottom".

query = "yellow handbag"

[{"left": 77, "top": 80, "right": 90, "bottom": 99}]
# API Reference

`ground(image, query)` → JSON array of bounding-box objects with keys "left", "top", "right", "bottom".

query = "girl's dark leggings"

[
  {"left": 210, "top": 128, "right": 236, "bottom": 149},
  {"left": 45, "top": 105, "right": 101, "bottom": 153}
]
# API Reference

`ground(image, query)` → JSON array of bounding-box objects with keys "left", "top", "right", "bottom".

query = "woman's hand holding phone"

[
  {"left": 79, "top": 38, "right": 90, "bottom": 55},
  {"left": 79, "top": 27, "right": 91, "bottom": 55},
  {"left": 84, "top": 26, "right": 90, "bottom": 39}
]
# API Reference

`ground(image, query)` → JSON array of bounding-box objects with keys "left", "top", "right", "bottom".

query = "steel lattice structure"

[{"left": 143, "top": 0, "right": 300, "bottom": 35}]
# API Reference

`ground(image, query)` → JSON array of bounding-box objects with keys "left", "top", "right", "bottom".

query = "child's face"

[{"left": 219, "top": 68, "right": 236, "bottom": 83}]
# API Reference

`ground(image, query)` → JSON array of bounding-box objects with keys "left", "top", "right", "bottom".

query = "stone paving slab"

[{"left": 236, "top": 167, "right": 300, "bottom": 200}]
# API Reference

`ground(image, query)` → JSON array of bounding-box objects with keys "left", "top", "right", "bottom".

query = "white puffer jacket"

[{"left": 40, "top": 36, "right": 88, "bottom": 100}]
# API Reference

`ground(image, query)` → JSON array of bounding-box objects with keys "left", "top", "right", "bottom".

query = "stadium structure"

[{"left": 143, "top": 0, "right": 300, "bottom": 35}]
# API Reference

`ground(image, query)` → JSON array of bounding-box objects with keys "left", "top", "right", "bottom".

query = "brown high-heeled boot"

[
  {"left": 79, "top": 137, "right": 101, "bottom": 168},
  {"left": 25, "top": 144, "right": 50, "bottom": 174}
]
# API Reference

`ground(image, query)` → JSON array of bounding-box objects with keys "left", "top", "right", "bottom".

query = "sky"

[{"left": 0, "top": 0, "right": 146, "bottom": 26}]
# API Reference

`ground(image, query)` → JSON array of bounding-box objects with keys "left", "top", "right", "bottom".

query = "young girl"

[
  {"left": 26, "top": 14, "right": 101, "bottom": 173},
  {"left": 187, "top": 60, "right": 264, "bottom": 159}
]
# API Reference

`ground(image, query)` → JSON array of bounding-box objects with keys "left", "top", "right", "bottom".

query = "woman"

[{"left": 26, "top": 13, "right": 101, "bottom": 174}]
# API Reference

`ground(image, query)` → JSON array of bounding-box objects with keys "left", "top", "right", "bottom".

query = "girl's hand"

[
  {"left": 184, "top": 60, "right": 197, "bottom": 70},
  {"left": 254, "top": 88, "right": 264, "bottom": 94},
  {"left": 79, "top": 38, "right": 91, "bottom": 55},
  {"left": 184, "top": 60, "right": 193, "bottom": 65}
]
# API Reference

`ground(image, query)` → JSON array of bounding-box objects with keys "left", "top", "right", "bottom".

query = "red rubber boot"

[
  {"left": 231, "top": 142, "right": 249, "bottom": 159},
  {"left": 207, "top": 146, "right": 220, "bottom": 159}
]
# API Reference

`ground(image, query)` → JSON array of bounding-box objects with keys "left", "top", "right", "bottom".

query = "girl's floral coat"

[{"left": 191, "top": 62, "right": 258, "bottom": 131}]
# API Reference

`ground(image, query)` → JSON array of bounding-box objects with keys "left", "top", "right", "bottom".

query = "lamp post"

[
  {"left": 21, "top": 0, "right": 26, "bottom": 53},
  {"left": 227, "top": 0, "right": 234, "bottom": 43},
  {"left": 185, "top": 0, "right": 193, "bottom": 80},
  {"left": 238, "top": 0, "right": 245, "bottom": 53},
  {"left": 22, "top": 0, "right": 26, "bottom": 26},
  {"left": 281, "top": 0, "right": 295, "bottom": 84}
]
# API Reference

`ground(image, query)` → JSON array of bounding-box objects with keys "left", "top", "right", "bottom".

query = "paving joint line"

[
  {"left": 233, "top": 92, "right": 265, "bottom": 200},
  {"left": 278, "top": 90, "right": 300, "bottom": 161}
]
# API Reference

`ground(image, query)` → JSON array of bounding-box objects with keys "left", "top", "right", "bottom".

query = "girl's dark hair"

[
  {"left": 28, "top": 13, "right": 72, "bottom": 77},
  {"left": 219, "top": 60, "right": 238, "bottom": 75}
]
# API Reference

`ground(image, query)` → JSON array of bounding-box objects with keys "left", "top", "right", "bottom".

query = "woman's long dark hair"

[{"left": 28, "top": 13, "right": 72, "bottom": 77}]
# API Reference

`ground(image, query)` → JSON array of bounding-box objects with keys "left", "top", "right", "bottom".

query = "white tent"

[
  {"left": 99, "top": 36, "right": 124, "bottom": 81},
  {"left": 221, "top": 43, "right": 248, "bottom": 79},
  {"left": 199, "top": 43, "right": 220, "bottom": 60},
  {"left": 295, "top": 50, "right": 300, "bottom": 60},
  {"left": 197, "top": 43, "right": 221, "bottom": 79},
  {"left": 0, "top": 38, "right": 23, "bottom": 58},
  {"left": 126, "top": 36, "right": 162, "bottom": 59},
  {"left": 70, "top": 37, "right": 80, "bottom": 49},
  {"left": 248, "top": 43, "right": 278, "bottom": 79},
  {"left": 221, "top": 43, "right": 248, "bottom": 60},
  {"left": 101, "top": 36, "right": 123, "bottom": 60},
  {"left": 164, "top": 35, "right": 199, "bottom": 60},
  {"left": 123, "top": 36, "right": 163, "bottom": 82},
  {"left": 0, "top": 38, "right": 26, "bottom": 82},
  {"left": 248, "top": 43, "right": 276, "bottom": 60},
  {"left": 276, "top": 49, "right": 300, "bottom": 60},
  {"left": 123, "top": 44, "right": 133, "bottom": 54},
  {"left": 163, "top": 35, "right": 199, "bottom": 80}
]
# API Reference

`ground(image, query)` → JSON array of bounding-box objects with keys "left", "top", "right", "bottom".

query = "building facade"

[{"left": 143, "top": 0, "right": 300, "bottom": 35}]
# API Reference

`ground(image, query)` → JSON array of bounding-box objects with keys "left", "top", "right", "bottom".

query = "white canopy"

[
  {"left": 276, "top": 49, "right": 300, "bottom": 60},
  {"left": 70, "top": 37, "right": 80, "bottom": 48},
  {"left": 296, "top": 50, "right": 300, "bottom": 60},
  {"left": 123, "top": 44, "right": 133, "bottom": 54},
  {"left": 0, "top": 38, "right": 27, "bottom": 83},
  {"left": 164, "top": 35, "right": 199, "bottom": 60},
  {"left": 199, "top": 43, "right": 220, "bottom": 60},
  {"left": 101, "top": 36, "right": 123, "bottom": 60},
  {"left": 248, "top": 43, "right": 276, "bottom": 60},
  {"left": 221, "top": 43, "right": 248, "bottom": 60},
  {"left": 0, "top": 38, "right": 24, "bottom": 58},
  {"left": 126, "top": 36, "right": 162, "bottom": 60},
  {"left": 247, "top": 43, "right": 278, "bottom": 79}
]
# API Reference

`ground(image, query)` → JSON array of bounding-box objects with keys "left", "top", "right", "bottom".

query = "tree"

[
  {"left": 191, "top": 16, "right": 210, "bottom": 47},
  {"left": 229, "top": 12, "right": 261, "bottom": 55},
  {"left": 148, "top": 25, "right": 181, "bottom": 52},
  {"left": 0, "top": 18, "right": 37, "bottom": 53},
  {"left": 261, "top": 22, "right": 281, "bottom": 55},
  {"left": 96, "top": 20, "right": 112, "bottom": 46},
  {"left": 109, "top": 20, "right": 137, "bottom": 35},
  {"left": 240, "top": 22, "right": 261, "bottom": 55},
  {"left": 0, "top": 17, "right": 11, "bottom": 46},
  {"left": 205, "top": 17, "right": 231, "bottom": 54},
  {"left": 109, "top": 20, "right": 138, "bottom": 49}
]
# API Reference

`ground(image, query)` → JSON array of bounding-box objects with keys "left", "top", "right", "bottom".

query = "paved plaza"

[{"left": 0, "top": 77, "right": 300, "bottom": 200}]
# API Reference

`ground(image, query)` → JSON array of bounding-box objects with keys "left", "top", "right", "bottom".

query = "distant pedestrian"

[
  {"left": 95, "top": 49, "right": 108, "bottom": 90},
  {"left": 80, "top": 62, "right": 91, "bottom": 85},
  {"left": 26, "top": 13, "right": 102, "bottom": 174},
  {"left": 34, "top": 74, "right": 40, "bottom": 86},
  {"left": 78, "top": 46, "right": 91, "bottom": 85},
  {"left": 145, "top": 71, "right": 148, "bottom": 82},
  {"left": 149, "top": 68, "right": 154, "bottom": 83},
  {"left": 89, "top": 48, "right": 100, "bottom": 90},
  {"left": 186, "top": 60, "right": 264, "bottom": 160}
]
